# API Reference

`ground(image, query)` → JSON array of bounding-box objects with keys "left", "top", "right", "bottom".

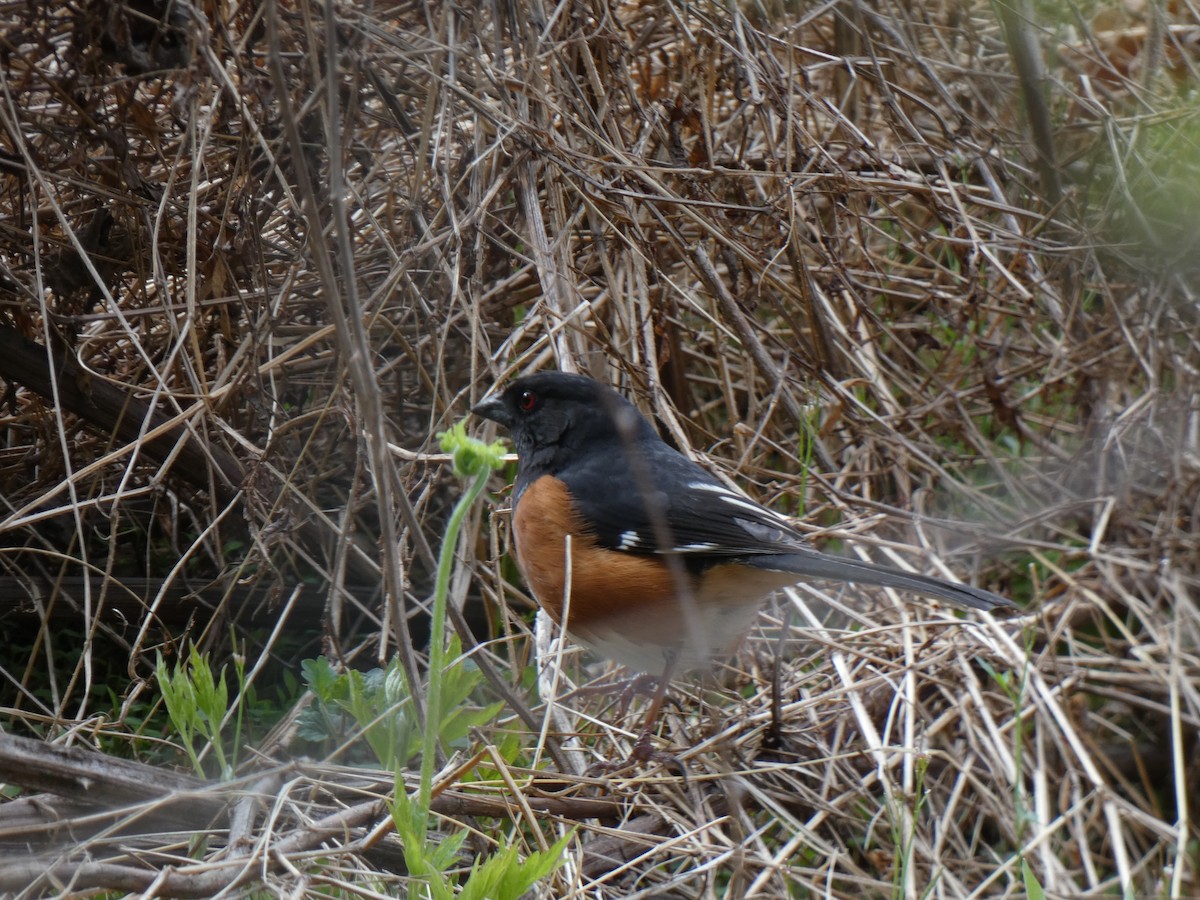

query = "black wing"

[
  {"left": 557, "top": 437, "right": 810, "bottom": 557},
  {"left": 556, "top": 435, "right": 1016, "bottom": 612}
]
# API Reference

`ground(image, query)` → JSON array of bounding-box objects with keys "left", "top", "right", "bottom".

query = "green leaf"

[
  {"left": 391, "top": 788, "right": 456, "bottom": 900},
  {"left": 458, "top": 833, "right": 572, "bottom": 900},
  {"left": 1021, "top": 858, "right": 1046, "bottom": 900},
  {"left": 300, "top": 657, "right": 340, "bottom": 701},
  {"left": 427, "top": 827, "right": 470, "bottom": 872},
  {"left": 502, "top": 833, "right": 572, "bottom": 897},
  {"left": 437, "top": 420, "right": 508, "bottom": 477}
]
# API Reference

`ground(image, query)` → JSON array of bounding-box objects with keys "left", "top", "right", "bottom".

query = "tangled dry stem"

[{"left": 0, "top": 0, "right": 1197, "bottom": 896}]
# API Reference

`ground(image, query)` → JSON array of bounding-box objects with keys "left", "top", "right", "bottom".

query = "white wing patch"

[
  {"left": 688, "top": 481, "right": 741, "bottom": 496},
  {"left": 688, "top": 480, "right": 792, "bottom": 524},
  {"left": 617, "top": 530, "right": 641, "bottom": 550},
  {"left": 719, "top": 494, "right": 768, "bottom": 515},
  {"left": 691, "top": 482, "right": 792, "bottom": 518}
]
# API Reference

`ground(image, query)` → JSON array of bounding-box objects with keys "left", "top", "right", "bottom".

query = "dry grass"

[{"left": 0, "top": 0, "right": 1198, "bottom": 896}]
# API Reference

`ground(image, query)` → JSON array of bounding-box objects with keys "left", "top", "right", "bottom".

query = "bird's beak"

[{"left": 472, "top": 392, "right": 510, "bottom": 427}]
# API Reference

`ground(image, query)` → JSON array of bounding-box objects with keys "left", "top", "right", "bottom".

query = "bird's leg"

[
  {"left": 584, "top": 656, "right": 686, "bottom": 776},
  {"left": 628, "top": 660, "right": 674, "bottom": 754},
  {"left": 616, "top": 672, "right": 680, "bottom": 717},
  {"left": 625, "top": 657, "right": 686, "bottom": 775},
  {"left": 565, "top": 672, "right": 684, "bottom": 720}
]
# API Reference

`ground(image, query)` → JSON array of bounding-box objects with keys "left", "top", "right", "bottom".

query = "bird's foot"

[
  {"left": 567, "top": 673, "right": 681, "bottom": 717},
  {"left": 586, "top": 729, "right": 687, "bottom": 780}
]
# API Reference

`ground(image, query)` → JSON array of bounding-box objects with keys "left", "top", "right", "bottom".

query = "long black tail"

[{"left": 744, "top": 548, "right": 1015, "bottom": 612}]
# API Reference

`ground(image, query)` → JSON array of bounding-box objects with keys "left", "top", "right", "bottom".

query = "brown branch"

[
  {"left": 0, "top": 323, "right": 243, "bottom": 505},
  {"left": 0, "top": 731, "right": 629, "bottom": 894}
]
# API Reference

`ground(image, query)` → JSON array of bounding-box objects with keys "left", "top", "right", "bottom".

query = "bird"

[{"left": 473, "top": 371, "right": 1014, "bottom": 755}]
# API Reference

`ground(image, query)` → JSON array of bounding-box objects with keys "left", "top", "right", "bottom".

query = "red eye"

[{"left": 517, "top": 389, "right": 538, "bottom": 411}]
